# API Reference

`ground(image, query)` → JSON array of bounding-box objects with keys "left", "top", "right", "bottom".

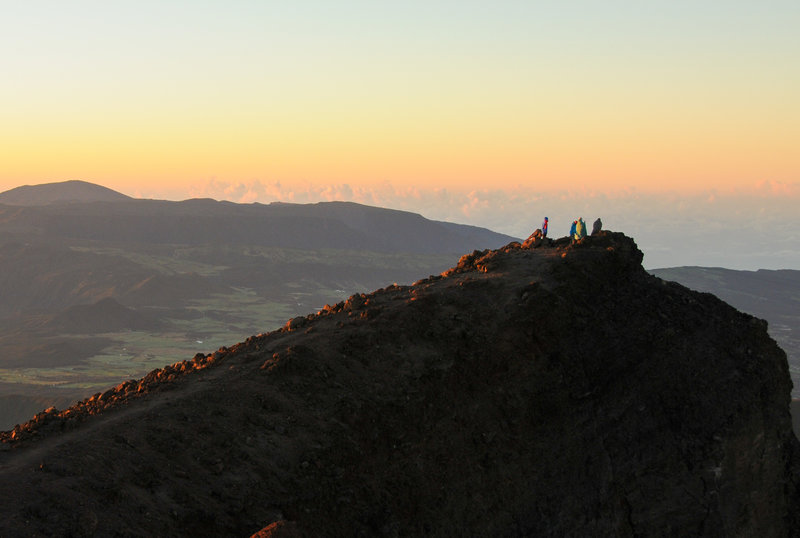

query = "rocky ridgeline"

[
  {"left": 1, "top": 349, "right": 229, "bottom": 444},
  {"left": 0, "top": 286, "right": 416, "bottom": 445},
  {"left": 1, "top": 282, "right": 422, "bottom": 445},
  {"left": 0, "top": 231, "right": 798, "bottom": 537}
]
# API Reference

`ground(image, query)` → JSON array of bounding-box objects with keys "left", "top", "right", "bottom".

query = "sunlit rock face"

[{"left": 1, "top": 231, "right": 798, "bottom": 537}]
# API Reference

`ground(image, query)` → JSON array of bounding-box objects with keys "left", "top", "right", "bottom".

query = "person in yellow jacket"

[{"left": 574, "top": 218, "right": 587, "bottom": 240}]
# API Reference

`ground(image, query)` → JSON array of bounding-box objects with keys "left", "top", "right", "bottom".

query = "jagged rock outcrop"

[{"left": 0, "top": 231, "right": 797, "bottom": 537}]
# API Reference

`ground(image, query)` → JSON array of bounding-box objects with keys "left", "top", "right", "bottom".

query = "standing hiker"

[
  {"left": 541, "top": 217, "right": 549, "bottom": 238},
  {"left": 575, "top": 218, "right": 587, "bottom": 240}
]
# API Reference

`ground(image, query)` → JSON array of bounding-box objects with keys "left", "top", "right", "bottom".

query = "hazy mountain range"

[
  {"left": 1, "top": 232, "right": 796, "bottom": 536},
  {"left": 0, "top": 180, "right": 514, "bottom": 254}
]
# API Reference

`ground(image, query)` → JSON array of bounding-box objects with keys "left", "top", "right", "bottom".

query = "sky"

[{"left": 1, "top": 1, "right": 798, "bottom": 269}]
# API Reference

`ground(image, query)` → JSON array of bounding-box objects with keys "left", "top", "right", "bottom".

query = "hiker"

[
  {"left": 592, "top": 218, "right": 602, "bottom": 235},
  {"left": 569, "top": 220, "right": 577, "bottom": 238},
  {"left": 575, "top": 218, "right": 586, "bottom": 240},
  {"left": 541, "top": 217, "right": 549, "bottom": 238}
]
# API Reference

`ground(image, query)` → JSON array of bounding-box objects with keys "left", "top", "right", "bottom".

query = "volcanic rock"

[{"left": 0, "top": 231, "right": 797, "bottom": 537}]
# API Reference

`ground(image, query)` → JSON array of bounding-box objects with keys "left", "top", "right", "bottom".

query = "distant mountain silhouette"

[
  {"left": 0, "top": 180, "right": 131, "bottom": 205},
  {"left": 0, "top": 182, "right": 517, "bottom": 254},
  {"left": 1, "top": 232, "right": 797, "bottom": 536},
  {"left": 649, "top": 267, "right": 800, "bottom": 319},
  {"left": 0, "top": 182, "right": 518, "bottom": 316}
]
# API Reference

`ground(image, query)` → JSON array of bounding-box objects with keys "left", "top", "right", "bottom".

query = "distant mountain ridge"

[
  {"left": 0, "top": 180, "right": 131, "bottom": 206},
  {"left": 0, "top": 180, "right": 518, "bottom": 254}
]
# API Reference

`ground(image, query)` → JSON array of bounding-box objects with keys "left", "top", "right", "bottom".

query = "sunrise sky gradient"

[{"left": 1, "top": 2, "right": 799, "bottom": 268}]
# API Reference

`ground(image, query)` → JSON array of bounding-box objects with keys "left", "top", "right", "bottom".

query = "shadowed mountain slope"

[
  {"left": 0, "top": 232, "right": 798, "bottom": 536},
  {"left": 650, "top": 267, "right": 800, "bottom": 397},
  {"left": 46, "top": 297, "right": 160, "bottom": 333}
]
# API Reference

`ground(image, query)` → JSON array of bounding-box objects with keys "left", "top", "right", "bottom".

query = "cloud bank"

[{"left": 136, "top": 179, "right": 800, "bottom": 271}]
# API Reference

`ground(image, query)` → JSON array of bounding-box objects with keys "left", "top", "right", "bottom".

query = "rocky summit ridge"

[{"left": 0, "top": 231, "right": 798, "bottom": 537}]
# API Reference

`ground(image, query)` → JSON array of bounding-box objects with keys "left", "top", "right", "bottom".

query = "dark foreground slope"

[
  {"left": 1, "top": 232, "right": 798, "bottom": 537},
  {"left": 650, "top": 267, "right": 800, "bottom": 399}
]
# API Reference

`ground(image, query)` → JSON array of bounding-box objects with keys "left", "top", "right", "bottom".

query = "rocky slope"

[
  {"left": 0, "top": 231, "right": 798, "bottom": 537},
  {"left": 650, "top": 266, "right": 800, "bottom": 399}
]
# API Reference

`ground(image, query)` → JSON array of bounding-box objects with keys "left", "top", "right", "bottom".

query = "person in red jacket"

[{"left": 541, "top": 217, "right": 549, "bottom": 238}]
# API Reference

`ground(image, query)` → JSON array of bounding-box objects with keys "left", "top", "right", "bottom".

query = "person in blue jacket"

[
  {"left": 541, "top": 217, "right": 549, "bottom": 238},
  {"left": 569, "top": 220, "right": 577, "bottom": 238}
]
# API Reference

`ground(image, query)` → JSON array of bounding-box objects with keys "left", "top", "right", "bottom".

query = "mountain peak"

[
  {"left": 0, "top": 231, "right": 797, "bottom": 536},
  {"left": 0, "top": 180, "right": 131, "bottom": 206}
]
